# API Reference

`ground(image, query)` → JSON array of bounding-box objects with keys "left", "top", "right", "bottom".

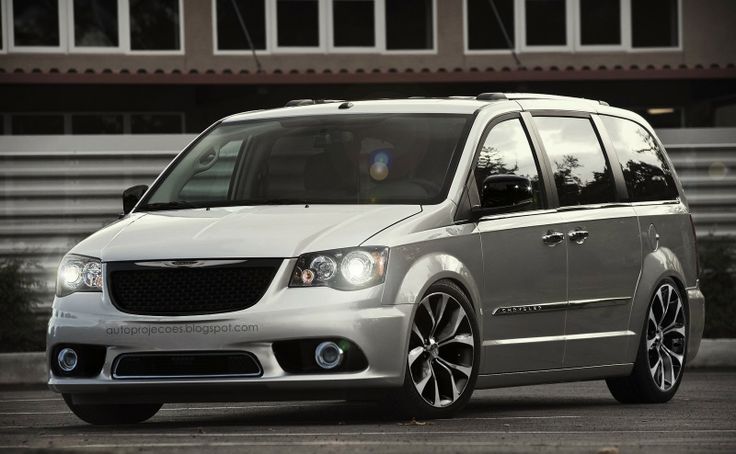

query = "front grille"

[
  {"left": 113, "top": 352, "right": 262, "bottom": 379},
  {"left": 108, "top": 259, "right": 281, "bottom": 316}
]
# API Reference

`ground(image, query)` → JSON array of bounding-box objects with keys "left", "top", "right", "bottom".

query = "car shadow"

[{"left": 55, "top": 395, "right": 625, "bottom": 431}]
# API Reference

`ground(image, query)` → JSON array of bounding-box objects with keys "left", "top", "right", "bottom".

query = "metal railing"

[{"left": 1, "top": 129, "right": 734, "bottom": 307}]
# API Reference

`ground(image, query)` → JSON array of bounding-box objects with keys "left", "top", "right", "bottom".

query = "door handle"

[
  {"left": 568, "top": 228, "right": 589, "bottom": 244},
  {"left": 542, "top": 230, "right": 565, "bottom": 247}
]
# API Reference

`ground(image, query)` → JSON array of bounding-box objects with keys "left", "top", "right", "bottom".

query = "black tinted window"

[
  {"left": 129, "top": 0, "right": 180, "bottom": 50},
  {"left": 601, "top": 116, "right": 679, "bottom": 201},
  {"left": 475, "top": 119, "right": 543, "bottom": 211},
  {"left": 216, "top": 0, "right": 267, "bottom": 50},
  {"left": 467, "top": 0, "right": 514, "bottom": 50},
  {"left": 74, "top": 0, "right": 119, "bottom": 47},
  {"left": 632, "top": 0, "right": 678, "bottom": 48},
  {"left": 333, "top": 0, "right": 375, "bottom": 47},
  {"left": 525, "top": 0, "right": 566, "bottom": 46},
  {"left": 277, "top": 0, "right": 319, "bottom": 47},
  {"left": 13, "top": 0, "right": 60, "bottom": 46},
  {"left": 580, "top": 0, "right": 620, "bottom": 45},
  {"left": 386, "top": 0, "right": 433, "bottom": 50},
  {"left": 535, "top": 117, "right": 616, "bottom": 206}
]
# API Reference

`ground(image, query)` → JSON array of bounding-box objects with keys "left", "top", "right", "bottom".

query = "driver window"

[{"left": 474, "top": 119, "right": 544, "bottom": 211}]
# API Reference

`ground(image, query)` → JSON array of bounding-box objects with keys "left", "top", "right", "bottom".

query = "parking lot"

[{"left": 0, "top": 370, "right": 734, "bottom": 453}]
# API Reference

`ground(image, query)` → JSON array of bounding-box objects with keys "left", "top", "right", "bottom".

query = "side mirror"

[
  {"left": 122, "top": 185, "right": 148, "bottom": 215},
  {"left": 471, "top": 174, "right": 533, "bottom": 219}
]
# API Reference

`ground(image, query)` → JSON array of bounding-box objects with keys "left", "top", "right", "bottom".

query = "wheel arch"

[
  {"left": 389, "top": 251, "right": 483, "bottom": 377},
  {"left": 625, "top": 247, "right": 689, "bottom": 363}
]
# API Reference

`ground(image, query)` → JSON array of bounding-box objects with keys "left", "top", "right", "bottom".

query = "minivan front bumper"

[{"left": 47, "top": 261, "right": 413, "bottom": 403}]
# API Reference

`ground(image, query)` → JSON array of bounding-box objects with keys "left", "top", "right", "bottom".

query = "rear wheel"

[
  {"left": 388, "top": 280, "right": 480, "bottom": 419},
  {"left": 63, "top": 394, "right": 162, "bottom": 425},
  {"left": 606, "top": 279, "right": 688, "bottom": 403}
]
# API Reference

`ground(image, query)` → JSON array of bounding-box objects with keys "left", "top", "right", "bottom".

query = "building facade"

[{"left": 0, "top": 0, "right": 735, "bottom": 133}]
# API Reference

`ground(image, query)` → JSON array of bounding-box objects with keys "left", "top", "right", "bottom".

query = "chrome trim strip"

[
  {"left": 568, "top": 297, "right": 631, "bottom": 308},
  {"left": 134, "top": 259, "right": 247, "bottom": 268},
  {"left": 492, "top": 301, "right": 567, "bottom": 316},
  {"left": 629, "top": 199, "right": 682, "bottom": 207},
  {"left": 482, "top": 330, "right": 635, "bottom": 347},
  {"left": 492, "top": 297, "right": 630, "bottom": 316},
  {"left": 477, "top": 208, "right": 558, "bottom": 223}
]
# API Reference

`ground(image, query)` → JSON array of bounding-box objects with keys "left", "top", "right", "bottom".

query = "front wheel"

[
  {"left": 63, "top": 394, "right": 162, "bottom": 425},
  {"left": 606, "top": 279, "right": 688, "bottom": 403},
  {"left": 388, "top": 280, "right": 480, "bottom": 419}
]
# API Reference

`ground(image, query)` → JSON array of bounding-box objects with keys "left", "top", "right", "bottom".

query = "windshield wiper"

[{"left": 139, "top": 201, "right": 201, "bottom": 211}]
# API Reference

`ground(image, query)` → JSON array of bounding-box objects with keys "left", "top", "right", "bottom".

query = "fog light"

[
  {"left": 57, "top": 348, "right": 78, "bottom": 372},
  {"left": 315, "top": 341, "right": 343, "bottom": 370}
]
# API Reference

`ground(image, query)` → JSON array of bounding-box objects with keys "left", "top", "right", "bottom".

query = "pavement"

[{"left": 0, "top": 370, "right": 734, "bottom": 453}]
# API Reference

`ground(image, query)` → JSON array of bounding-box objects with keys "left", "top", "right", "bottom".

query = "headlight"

[
  {"left": 289, "top": 247, "right": 388, "bottom": 290},
  {"left": 57, "top": 255, "right": 103, "bottom": 297}
]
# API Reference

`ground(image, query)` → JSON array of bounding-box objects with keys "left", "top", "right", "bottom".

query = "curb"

[
  {"left": 0, "top": 352, "right": 46, "bottom": 386},
  {"left": 686, "top": 338, "right": 736, "bottom": 369},
  {"left": 1, "top": 339, "right": 734, "bottom": 386}
]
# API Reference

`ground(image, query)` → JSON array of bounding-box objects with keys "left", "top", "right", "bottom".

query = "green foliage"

[
  {"left": 0, "top": 259, "right": 45, "bottom": 352},
  {"left": 699, "top": 237, "right": 736, "bottom": 338}
]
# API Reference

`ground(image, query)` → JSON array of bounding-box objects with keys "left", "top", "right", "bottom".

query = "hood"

[{"left": 72, "top": 205, "right": 422, "bottom": 262}]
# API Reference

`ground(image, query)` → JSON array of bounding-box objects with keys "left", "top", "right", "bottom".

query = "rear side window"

[
  {"left": 601, "top": 116, "right": 679, "bottom": 202},
  {"left": 474, "top": 119, "right": 544, "bottom": 211},
  {"left": 534, "top": 116, "right": 617, "bottom": 206}
]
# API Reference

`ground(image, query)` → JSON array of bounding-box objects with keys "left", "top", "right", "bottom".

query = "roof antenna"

[
  {"left": 486, "top": 0, "right": 522, "bottom": 67},
  {"left": 230, "top": 0, "right": 263, "bottom": 73}
]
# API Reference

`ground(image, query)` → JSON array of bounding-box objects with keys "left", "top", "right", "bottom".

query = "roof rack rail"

[
  {"left": 476, "top": 93, "right": 508, "bottom": 101},
  {"left": 285, "top": 99, "right": 346, "bottom": 107}
]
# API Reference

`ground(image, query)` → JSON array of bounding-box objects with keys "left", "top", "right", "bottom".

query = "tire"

[
  {"left": 386, "top": 280, "right": 480, "bottom": 419},
  {"left": 606, "top": 278, "right": 688, "bottom": 404},
  {"left": 63, "top": 394, "right": 162, "bottom": 425}
]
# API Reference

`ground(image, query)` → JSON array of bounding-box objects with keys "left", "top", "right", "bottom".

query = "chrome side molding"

[{"left": 492, "top": 297, "right": 631, "bottom": 316}]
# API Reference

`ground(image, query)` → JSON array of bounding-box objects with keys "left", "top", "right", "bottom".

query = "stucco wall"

[{"left": 1, "top": 0, "right": 734, "bottom": 75}]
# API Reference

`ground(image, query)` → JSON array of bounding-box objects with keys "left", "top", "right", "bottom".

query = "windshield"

[{"left": 139, "top": 113, "right": 472, "bottom": 210}]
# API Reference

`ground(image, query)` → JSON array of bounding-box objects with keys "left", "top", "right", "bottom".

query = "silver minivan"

[{"left": 48, "top": 93, "right": 704, "bottom": 424}]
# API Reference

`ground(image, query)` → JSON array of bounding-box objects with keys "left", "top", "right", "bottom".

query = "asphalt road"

[{"left": 0, "top": 370, "right": 734, "bottom": 453}]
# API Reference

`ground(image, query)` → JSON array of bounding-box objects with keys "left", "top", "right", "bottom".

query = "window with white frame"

[
  {"left": 466, "top": 0, "right": 514, "bottom": 51},
  {"left": 579, "top": 0, "right": 620, "bottom": 46},
  {"left": 11, "top": 0, "right": 63, "bottom": 49},
  {"left": 276, "top": 0, "right": 321, "bottom": 48},
  {"left": 71, "top": 113, "right": 125, "bottom": 133},
  {"left": 130, "top": 113, "right": 183, "bottom": 133},
  {"left": 524, "top": 0, "right": 568, "bottom": 48},
  {"left": 465, "top": 0, "right": 680, "bottom": 53},
  {"left": 211, "top": 0, "right": 435, "bottom": 54},
  {"left": 11, "top": 114, "right": 65, "bottom": 134},
  {"left": 385, "top": 0, "right": 434, "bottom": 51},
  {"left": 332, "top": 0, "right": 375, "bottom": 48},
  {"left": 129, "top": 0, "right": 181, "bottom": 51},
  {"left": 631, "top": 0, "right": 678, "bottom": 48},
  {"left": 5, "top": 0, "right": 183, "bottom": 53},
  {"left": 0, "top": 0, "right": 5, "bottom": 51},
  {"left": 4, "top": 112, "right": 184, "bottom": 134},
  {"left": 215, "top": 0, "right": 267, "bottom": 51},
  {"left": 71, "top": 0, "right": 120, "bottom": 49}
]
